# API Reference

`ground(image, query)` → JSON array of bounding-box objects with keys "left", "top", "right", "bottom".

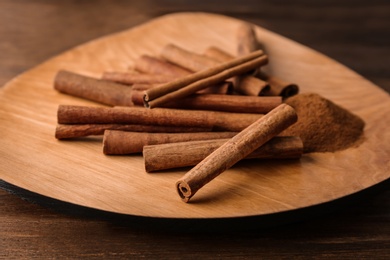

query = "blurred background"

[{"left": 1, "top": 0, "right": 389, "bottom": 92}]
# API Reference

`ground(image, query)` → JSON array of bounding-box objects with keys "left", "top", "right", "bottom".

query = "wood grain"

[
  {"left": 0, "top": 13, "right": 389, "bottom": 219},
  {"left": 1, "top": 180, "right": 389, "bottom": 258}
]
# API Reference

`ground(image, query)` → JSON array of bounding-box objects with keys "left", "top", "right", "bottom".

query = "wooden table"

[{"left": 1, "top": 1, "right": 389, "bottom": 258}]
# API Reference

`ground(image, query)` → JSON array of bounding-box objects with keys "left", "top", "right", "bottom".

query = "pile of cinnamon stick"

[{"left": 54, "top": 22, "right": 303, "bottom": 202}]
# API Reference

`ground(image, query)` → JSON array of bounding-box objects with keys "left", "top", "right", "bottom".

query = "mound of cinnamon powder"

[{"left": 283, "top": 93, "right": 365, "bottom": 153}]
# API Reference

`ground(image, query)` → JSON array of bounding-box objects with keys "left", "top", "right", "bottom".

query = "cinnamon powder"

[{"left": 283, "top": 93, "right": 365, "bottom": 153}]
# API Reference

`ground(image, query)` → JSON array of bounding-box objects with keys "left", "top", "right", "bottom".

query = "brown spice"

[
  {"left": 54, "top": 70, "right": 133, "bottom": 106},
  {"left": 236, "top": 22, "right": 262, "bottom": 56},
  {"left": 57, "top": 105, "right": 262, "bottom": 131},
  {"left": 55, "top": 124, "right": 212, "bottom": 139},
  {"left": 161, "top": 43, "right": 220, "bottom": 72},
  {"left": 162, "top": 44, "right": 270, "bottom": 96},
  {"left": 134, "top": 54, "right": 191, "bottom": 77},
  {"left": 101, "top": 71, "right": 178, "bottom": 85},
  {"left": 176, "top": 103, "right": 297, "bottom": 202},
  {"left": 283, "top": 93, "right": 365, "bottom": 153},
  {"left": 204, "top": 46, "right": 235, "bottom": 63},
  {"left": 103, "top": 131, "right": 237, "bottom": 154},
  {"left": 204, "top": 46, "right": 270, "bottom": 96},
  {"left": 144, "top": 136, "right": 303, "bottom": 172},
  {"left": 258, "top": 71, "right": 299, "bottom": 98},
  {"left": 144, "top": 50, "right": 267, "bottom": 108},
  {"left": 149, "top": 94, "right": 282, "bottom": 114}
]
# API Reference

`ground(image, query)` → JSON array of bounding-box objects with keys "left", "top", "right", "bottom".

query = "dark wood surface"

[{"left": 1, "top": 0, "right": 389, "bottom": 258}]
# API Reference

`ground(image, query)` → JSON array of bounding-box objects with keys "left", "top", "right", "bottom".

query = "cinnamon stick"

[
  {"left": 54, "top": 70, "right": 133, "bottom": 106},
  {"left": 204, "top": 46, "right": 269, "bottom": 96},
  {"left": 203, "top": 46, "right": 235, "bottom": 63},
  {"left": 258, "top": 72, "right": 299, "bottom": 98},
  {"left": 55, "top": 124, "right": 212, "bottom": 139},
  {"left": 162, "top": 44, "right": 269, "bottom": 96},
  {"left": 57, "top": 105, "right": 262, "bottom": 131},
  {"left": 160, "top": 44, "right": 236, "bottom": 94},
  {"left": 146, "top": 94, "right": 282, "bottom": 114},
  {"left": 103, "top": 131, "right": 237, "bottom": 154},
  {"left": 234, "top": 75, "right": 270, "bottom": 96},
  {"left": 176, "top": 103, "right": 297, "bottom": 202},
  {"left": 134, "top": 54, "right": 191, "bottom": 77},
  {"left": 144, "top": 50, "right": 267, "bottom": 108},
  {"left": 144, "top": 136, "right": 303, "bottom": 172},
  {"left": 236, "top": 22, "right": 262, "bottom": 56},
  {"left": 133, "top": 85, "right": 236, "bottom": 107},
  {"left": 161, "top": 43, "right": 220, "bottom": 72},
  {"left": 145, "top": 49, "right": 264, "bottom": 101},
  {"left": 195, "top": 81, "right": 233, "bottom": 95},
  {"left": 234, "top": 24, "right": 299, "bottom": 98},
  {"left": 101, "top": 72, "right": 177, "bottom": 85},
  {"left": 131, "top": 89, "right": 146, "bottom": 106}
]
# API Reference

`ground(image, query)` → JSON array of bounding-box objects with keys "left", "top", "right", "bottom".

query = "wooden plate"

[{"left": 1, "top": 13, "right": 389, "bottom": 219}]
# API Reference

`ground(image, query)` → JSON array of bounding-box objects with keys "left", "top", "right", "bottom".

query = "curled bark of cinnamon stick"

[
  {"left": 195, "top": 81, "right": 233, "bottom": 95},
  {"left": 176, "top": 103, "right": 297, "bottom": 202},
  {"left": 142, "top": 94, "right": 282, "bottom": 114},
  {"left": 132, "top": 86, "right": 236, "bottom": 107},
  {"left": 234, "top": 75, "right": 270, "bottom": 96},
  {"left": 203, "top": 46, "right": 235, "bottom": 63},
  {"left": 103, "top": 131, "right": 237, "bottom": 154},
  {"left": 236, "top": 22, "right": 262, "bottom": 56},
  {"left": 57, "top": 105, "right": 262, "bottom": 132},
  {"left": 161, "top": 43, "right": 220, "bottom": 72},
  {"left": 145, "top": 49, "right": 264, "bottom": 101},
  {"left": 54, "top": 70, "right": 133, "bottom": 106},
  {"left": 134, "top": 54, "right": 191, "bottom": 77},
  {"left": 55, "top": 124, "right": 212, "bottom": 139},
  {"left": 144, "top": 136, "right": 303, "bottom": 172},
  {"left": 162, "top": 44, "right": 269, "bottom": 96},
  {"left": 131, "top": 90, "right": 146, "bottom": 106},
  {"left": 235, "top": 24, "right": 299, "bottom": 98},
  {"left": 101, "top": 72, "right": 177, "bottom": 85},
  {"left": 144, "top": 50, "right": 267, "bottom": 108},
  {"left": 257, "top": 72, "right": 299, "bottom": 98},
  {"left": 204, "top": 46, "right": 269, "bottom": 96},
  {"left": 206, "top": 46, "right": 298, "bottom": 98}
]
